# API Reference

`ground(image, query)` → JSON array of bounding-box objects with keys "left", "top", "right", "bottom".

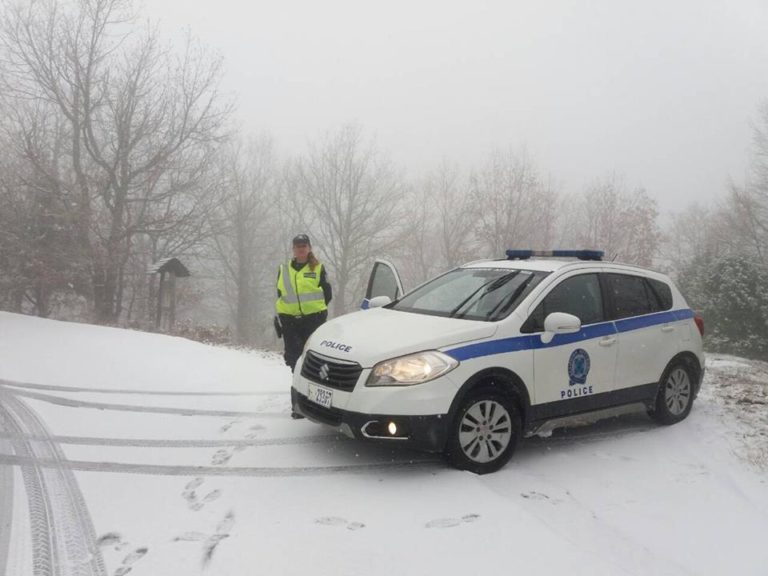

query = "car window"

[
  {"left": 521, "top": 274, "right": 604, "bottom": 333},
  {"left": 392, "top": 268, "right": 547, "bottom": 321},
  {"left": 604, "top": 273, "right": 655, "bottom": 319},
  {"left": 646, "top": 278, "right": 673, "bottom": 311},
  {"left": 368, "top": 262, "right": 400, "bottom": 301}
]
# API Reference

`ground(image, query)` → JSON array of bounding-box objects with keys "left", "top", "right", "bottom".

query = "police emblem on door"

[
  {"left": 568, "top": 348, "right": 591, "bottom": 386},
  {"left": 319, "top": 363, "right": 330, "bottom": 381}
]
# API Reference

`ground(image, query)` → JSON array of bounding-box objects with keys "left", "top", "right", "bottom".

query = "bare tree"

[
  {"left": 393, "top": 161, "right": 477, "bottom": 290},
  {"left": 430, "top": 161, "right": 477, "bottom": 268},
  {"left": 565, "top": 175, "right": 660, "bottom": 266},
  {"left": 664, "top": 102, "right": 768, "bottom": 357},
  {"left": 726, "top": 185, "right": 766, "bottom": 265},
  {"left": 391, "top": 182, "right": 433, "bottom": 290},
  {"left": 660, "top": 204, "right": 716, "bottom": 273},
  {"left": 208, "top": 137, "right": 278, "bottom": 345},
  {"left": 0, "top": 0, "right": 231, "bottom": 323},
  {"left": 288, "top": 125, "right": 404, "bottom": 315},
  {"left": 470, "top": 148, "right": 558, "bottom": 257},
  {"left": 722, "top": 102, "right": 768, "bottom": 267}
]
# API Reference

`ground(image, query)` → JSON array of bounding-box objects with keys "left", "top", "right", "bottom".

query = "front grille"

[
  {"left": 297, "top": 393, "right": 343, "bottom": 427},
  {"left": 301, "top": 350, "right": 363, "bottom": 391}
]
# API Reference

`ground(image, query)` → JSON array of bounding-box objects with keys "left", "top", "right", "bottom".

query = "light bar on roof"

[{"left": 506, "top": 249, "right": 604, "bottom": 261}]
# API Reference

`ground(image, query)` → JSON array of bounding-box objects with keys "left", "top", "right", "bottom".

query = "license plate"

[{"left": 308, "top": 383, "right": 333, "bottom": 409}]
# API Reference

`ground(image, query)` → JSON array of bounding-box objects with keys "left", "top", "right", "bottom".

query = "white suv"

[{"left": 291, "top": 250, "right": 705, "bottom": 474}]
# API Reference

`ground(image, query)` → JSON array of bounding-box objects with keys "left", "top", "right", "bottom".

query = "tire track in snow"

[
  {"left": 0, "top": 390, "right": 107, "bottom": 576},
  {"left": 0, "top": 397, "right": 58, "bottom": 575},
  {"left": 0, "top": 379, "right": 285, "bottom": 397},
  {"left": 0, "top": 453, "right": 440, "bottom": 478},
  {"left": 2, "top": 388, "right": 286, "bottom": 418},
  {"left": 0, "top": 439, "right": 14, "bottom": 576},
  {"left": 0, "top": 432, "right": 345, "bottom": 448}
]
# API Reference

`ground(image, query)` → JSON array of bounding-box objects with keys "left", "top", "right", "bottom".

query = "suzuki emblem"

[{"left": 319, "top": 363, "right": 330, "bottom": 380}]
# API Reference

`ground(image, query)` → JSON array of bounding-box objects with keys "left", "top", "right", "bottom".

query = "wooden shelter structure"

[{"left": 148, "top": 257, "right": 190, "bottom": 331}]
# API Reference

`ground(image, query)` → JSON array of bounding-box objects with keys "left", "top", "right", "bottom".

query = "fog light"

[{"left": 388, "top": 422, "right": 398, "bottom": 436}]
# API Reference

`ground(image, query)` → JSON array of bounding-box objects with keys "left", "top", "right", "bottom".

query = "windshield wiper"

[
  {"left": 484, "top": 273, "right": 534, "bottom": 320},
  {"left": 449, "top": 272, "right": 520, "bottom": 319}
]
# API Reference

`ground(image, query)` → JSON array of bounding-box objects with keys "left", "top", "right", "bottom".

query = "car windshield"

[{"left": 390, "top": 267, "right": 547, "bottom": 321}]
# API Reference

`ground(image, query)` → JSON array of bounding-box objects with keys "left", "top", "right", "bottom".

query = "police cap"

[{"left": 292, "top": 234, "right": 311, "bottom": 246}]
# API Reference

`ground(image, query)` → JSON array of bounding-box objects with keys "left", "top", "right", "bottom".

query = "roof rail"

[{"left": 505, "top": 249, "right": 604, "bottom": 261}]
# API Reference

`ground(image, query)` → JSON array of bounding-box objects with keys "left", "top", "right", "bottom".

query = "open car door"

[{"left": 361, "top": 259, "right": 405, "bottom": 309}]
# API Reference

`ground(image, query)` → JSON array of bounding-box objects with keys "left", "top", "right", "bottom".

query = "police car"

[{"left": 291, "top": 250, "right": 705, "bottom": 474}]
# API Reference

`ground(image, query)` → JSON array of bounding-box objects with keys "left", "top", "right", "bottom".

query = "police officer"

[{"left": 276, "top": 234, "right": 332, "bottom": 372}]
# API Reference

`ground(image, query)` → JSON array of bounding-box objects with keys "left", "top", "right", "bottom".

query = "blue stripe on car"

[
  {"left": 445, "top": 309, "right": 693, "bottom": 362},
  {"left": 614, "top": 310, "right": 681, "bottom": 332},
  {"left": 673, "top": 309, "right": 695, "bottom": 321}
]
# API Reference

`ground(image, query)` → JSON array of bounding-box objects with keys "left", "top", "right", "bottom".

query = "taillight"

[{"left": 694, "top": 312, "right": 704, "bottom": 337}]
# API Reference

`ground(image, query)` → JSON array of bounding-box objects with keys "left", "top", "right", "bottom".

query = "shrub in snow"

[{"left": 681, "top": 254, "right": 768, "bottom": 360}]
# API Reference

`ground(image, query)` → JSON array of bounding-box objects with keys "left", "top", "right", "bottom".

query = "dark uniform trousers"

[{"left": 280, "top": 310, "right": 328, "bottom": 371}]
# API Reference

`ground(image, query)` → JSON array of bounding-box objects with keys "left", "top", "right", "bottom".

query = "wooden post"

[
  {"left": 148, "top": 273, "right": 156, "bottom": 327},
  {"left": 155, "top": 271, "right": 165, "bottom": 330},
  {"left": 169, "top": 273, "right": 177, "bottom": 331}
]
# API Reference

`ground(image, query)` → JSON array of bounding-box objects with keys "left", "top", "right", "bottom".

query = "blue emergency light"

[{"left": 506, "top": 249, "right": 604, "bottom": 261}]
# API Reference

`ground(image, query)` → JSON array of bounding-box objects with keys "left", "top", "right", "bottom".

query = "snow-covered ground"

[{"left": 0, "top": 311, "right": 766, "bottom": 576}]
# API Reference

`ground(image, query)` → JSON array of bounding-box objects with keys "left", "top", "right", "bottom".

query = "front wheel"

[
  {"left": 445, "top": 391, "right": 521, "bottom": 474},
  {"left": 649, "top": 362, "right": 695, "bottom": 425}
]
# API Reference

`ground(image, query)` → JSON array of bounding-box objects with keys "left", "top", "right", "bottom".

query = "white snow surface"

[{"left": 0, "top": 311, "right": 766, "bottom": 576}]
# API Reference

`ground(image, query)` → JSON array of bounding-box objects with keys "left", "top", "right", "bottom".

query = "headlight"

[{"left": 366, "top": 351, "right": 459, "bottom": 386}]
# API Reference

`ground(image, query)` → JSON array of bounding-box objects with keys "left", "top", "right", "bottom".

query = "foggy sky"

[{"left": 143, "top": 0, "right": 768, "bottom": 214}]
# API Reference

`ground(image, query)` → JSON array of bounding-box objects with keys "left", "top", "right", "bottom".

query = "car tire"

[
  {"left": 649, "top": 361, "right": 695, "bottom": 425},
  {"left": 445, "top": 389, "right": 521, "bottom": 474}
]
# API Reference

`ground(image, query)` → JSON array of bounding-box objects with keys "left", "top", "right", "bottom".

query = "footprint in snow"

[
  {"left": 425, "top": 514, "right": 480, "bottom": 529},
  {"left": 521, "top": 491, "right": 549, "bottom": 500},
  {"left": 97, "top": 532, "right": 133, "bottom": 553},
  {"left": 202, "top": 490, "right": 222, "bottom": 503},
  {"left": 315, "top": 517, "right": 366, "bottom": 530},
  {"left": 185, "top": 478, "right": 205, "bottom": 491},
  {"left": 236, "top": 429, "right": 263, "bottom": 452},
  {"left": 521, "top": 491, "right": 560, "bottom": 503},
  {"left": 211, "top": 449, "right": 233, "bottom": 465},
  {"left": 112, "top": 547, "right": 148, "bottom": 576},
  {"left": 173, "top": 511, "right": 235, "bottom": 568},
  {"left": 219, "top": 420, "right": 241, "bottom": 433},
  {"left": 181, "top": 478, "right": 222, "bottom": 511},
  {"left": 96, "top": 532, "right": 122, "bottom": 548}
]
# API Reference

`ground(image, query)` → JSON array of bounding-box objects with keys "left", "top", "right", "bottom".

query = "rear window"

[
  {"left": 646, "top": 278, "right": 673, "bottom": 311},
  {"left": 604, "top": 273, "right": 657, "bottom": 319}
]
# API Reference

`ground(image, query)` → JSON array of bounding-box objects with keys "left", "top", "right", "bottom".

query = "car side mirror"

[
  {"left": 368, "top": 295, "right": 392, "bottom": 309},
  {"left": 541, "top": 312, "right": 582, "bottom": 344}
]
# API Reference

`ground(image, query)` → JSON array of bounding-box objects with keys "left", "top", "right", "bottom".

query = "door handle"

[
  {"left": 661, "top": 325, "right": 675, "bottom": 333},
  {"left": 599, "top": 337, "right": 617, "bottom": 347}
]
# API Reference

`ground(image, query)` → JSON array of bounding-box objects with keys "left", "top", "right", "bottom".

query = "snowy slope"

[{"left": 0, "top": 311, "right": 766, "bottom": 576}]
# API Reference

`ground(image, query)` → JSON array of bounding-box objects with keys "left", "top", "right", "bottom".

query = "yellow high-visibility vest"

[{"left": 276, "top": 261, "right": 327, "bottom": 316}]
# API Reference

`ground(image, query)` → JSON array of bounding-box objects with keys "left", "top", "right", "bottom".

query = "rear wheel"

[
  {"left": 649, "top": 362, "right": 695, "bottom": 425},
  {"left": 445, "top": 390, "right": 521, "bottom": 474}
]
